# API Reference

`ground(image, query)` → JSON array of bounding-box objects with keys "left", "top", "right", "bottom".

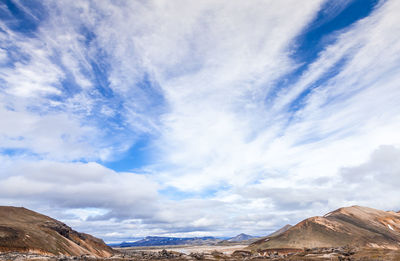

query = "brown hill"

[
  {"left": 250, "top": 205, "right": 400, "bottom": 250},
  {"left": 267, "top": 224, "right": 292, "bottom": 237},
  {"left": 0, "top": 206, "right": 113, "bottom": 257}
]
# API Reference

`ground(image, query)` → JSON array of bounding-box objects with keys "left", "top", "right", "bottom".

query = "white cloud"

[
  {"left": 1, "top": 0, "right": 400, "bottom": 242},
  {"left": 145, "top": 0, "right": 400, "bottom": 195},
  {"left": 0, "top": 160, "right": 159, "bottom": 219},
  {"left": 339, "top": 145, "right": 400, "bottom": 209},
  {"left": 0, "top": 105, "right": 104, "bottom": 160}
]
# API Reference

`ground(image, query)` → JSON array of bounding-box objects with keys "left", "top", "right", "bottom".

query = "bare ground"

[
  {"left": 116, "top": 244, "right": 248, "bottom": 254},
  {"left": 2, "top": 246, "right": 400, "bottom": 260}
]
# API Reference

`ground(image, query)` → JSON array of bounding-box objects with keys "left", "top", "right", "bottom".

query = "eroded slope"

[
  {"left": 0, "top": 206, "right": 113, "bottom": 257},
  {"left": 250, "top": 205, "right": 400, "bottom": 250}
]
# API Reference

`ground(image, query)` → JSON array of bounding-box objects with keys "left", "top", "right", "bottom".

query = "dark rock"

[
  {"left": 232, "top": 250, "right": 252, "bottom": 257},
  {"left": 189, "top": 252, "right": 205, "bottom": 260}
]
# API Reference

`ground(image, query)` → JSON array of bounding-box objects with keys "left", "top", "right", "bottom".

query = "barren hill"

[
  {"left": 0, "top": 206, "right": 113, "bottom": 257},
  {"left": 227, "top": 233, "right": 256, "bottom": 242},
  {"left": 250, "top": 205, "right": 400, "bottom": 250},
  {"left": 267, "top": 224, "right": 292, "bottom": 237}
]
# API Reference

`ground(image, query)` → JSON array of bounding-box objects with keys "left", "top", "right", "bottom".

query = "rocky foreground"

[{"left": 1, "top": 246, "right": 400, "bottom": 260}]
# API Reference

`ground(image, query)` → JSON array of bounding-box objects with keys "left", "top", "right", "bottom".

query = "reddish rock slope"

[
  {"left": 250, "top": 206, "right": 400, "bottom": 250},
  {"left": 0, "top": 206, "right": 113, "bottom": 257}
]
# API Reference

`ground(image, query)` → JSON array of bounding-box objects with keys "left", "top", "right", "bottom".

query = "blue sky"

[{"left": 1, "top": 0, "right": 400, "bottom": 243}]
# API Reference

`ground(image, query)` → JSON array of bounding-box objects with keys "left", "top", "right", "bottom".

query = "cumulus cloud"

[
  {"left": 341, "top": 145, "right": 400, "bottom": 185},
  {"left": 339, "top": 145, "right": 400, "bottom": 208},
  {"left": 0, "top": 160, "right": 159, "bottom": 219},
  {"left": 0, "top": 106, "right": 104, "bottom": 160}
]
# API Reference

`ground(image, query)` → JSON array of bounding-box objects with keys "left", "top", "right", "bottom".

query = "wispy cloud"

[{"left": 1, "top": 0, "right": 400, "bottom": 242}]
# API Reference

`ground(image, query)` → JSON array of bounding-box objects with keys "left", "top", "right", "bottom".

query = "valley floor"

[
  {"left": 116, "top": 244, "right": 248, "bottom": 255},
  {"left": 2, "top": 246, "right": 400, "bottom": 260}
]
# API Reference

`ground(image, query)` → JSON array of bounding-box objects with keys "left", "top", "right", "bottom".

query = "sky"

[{"left": 0, "top": 0, "right": 400, "bottom": 243}]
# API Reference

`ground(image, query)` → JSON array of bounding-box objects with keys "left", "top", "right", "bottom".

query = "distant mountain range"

[
  {"left": 111, "top": 233, "right": 259, "bottom": 247},
  {"left": 112, "top": 236, "right": 222, "bottom": 247},
  {"left": 226, "top": 233, "right": 256, "bottom": 242}
]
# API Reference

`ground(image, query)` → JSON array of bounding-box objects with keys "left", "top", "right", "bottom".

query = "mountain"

[
  {"left": 116, "top": 236, "right": 220, "bottom": 247},
  {"left": 116, "top": 234, "right": 259, "bottom": 247},
  {"left": 267, "top": 224, "right": 292, "bottom": 237},
  {"left": 250, "top": 205, "right": 400, "bottom": 250},
  {"left": 0, "top": 206, "right": 113, "bottom": 257},
  {"left": 227, "top": 233, "right": 256, "bottom": 242}
]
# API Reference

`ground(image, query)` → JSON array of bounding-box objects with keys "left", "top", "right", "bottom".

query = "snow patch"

[
  {"left": 388, "top": 224, "right": 394, "bottom": 231},
  {"left": 324, "top": 212, "right": 332, "bottom": 217}
]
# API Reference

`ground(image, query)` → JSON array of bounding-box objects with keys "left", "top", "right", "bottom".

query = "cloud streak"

[{"left": 1, "top": 0, "right": 400, "bottom": 242}]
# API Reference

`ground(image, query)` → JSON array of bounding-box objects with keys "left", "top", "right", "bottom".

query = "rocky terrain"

[
  {"left": 2, "top": 246, "right": 400, "bottom": 260},
  {"left": 0, "top": 206, "right": 113, "bottom": 257},
  {"left": 2, "top": 205, "right": 400, "bottom": 260},
  {"left": 249, "top": 205, "right": 400, "bottom": 250}
]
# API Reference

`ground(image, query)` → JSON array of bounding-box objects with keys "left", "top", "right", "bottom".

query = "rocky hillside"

[
  {"left": 250, "top": 205, "right": 400, "bottom": 250},
  {"left": 267, "top": 224, "right": 292, "bottom": 237},
  {"left": 0, "top": 206, "right": 113, "bottom": 257}
]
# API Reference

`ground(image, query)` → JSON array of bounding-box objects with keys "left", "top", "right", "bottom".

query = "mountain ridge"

[
  {"left": 114, "top": 236, "right": 222, "bottom": 247},
  {"left": 267, "top": 224, "right": 292, "bottom": 237},
  {"left": 226, "top": 233, "right": 256, "bottom": 242},
  {"left": 0, "top": 206, "right": 113, "bottom": 257},
  {"left": 249, "top": 205, "right": 400, "bottom": 250}
]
